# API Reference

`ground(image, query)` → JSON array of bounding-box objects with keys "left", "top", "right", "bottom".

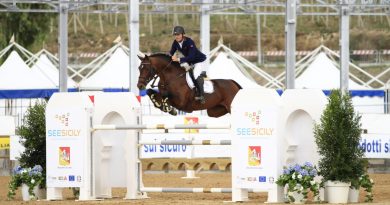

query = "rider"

[{"left": 169, "top": 26, "right": 207, "bottom": 104}]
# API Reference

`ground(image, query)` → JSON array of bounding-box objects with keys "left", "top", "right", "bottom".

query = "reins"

[{"left": 150, "top": 60, "right": 186, "bottom": 88}]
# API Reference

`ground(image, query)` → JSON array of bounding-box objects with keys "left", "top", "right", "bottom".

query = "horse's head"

[{"left": 137, "top": 52, "right": 156, "bottom": 90}]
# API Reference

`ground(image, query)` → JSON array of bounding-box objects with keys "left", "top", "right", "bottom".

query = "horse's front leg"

[
  {"left": 146, "top": 89, "right": 163, "bottom": 109},
  {"left": 146, "top": 89, "right": 177, "bottom": 116},
  {"left": 161, "top": 97, "right": 177, "bottom": 116}
]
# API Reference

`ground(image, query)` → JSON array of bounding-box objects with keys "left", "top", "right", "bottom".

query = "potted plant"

[
  {"left": 359, "top": 173, "right": 374, "bottom": 202},
  {"left": 276, "top": 162, "right": 320, "bottom": 203},
  {"left": 7, "top": 165, "right": 45, "bottom": 200},
  {"left": 9, "top": 101, "right": 47, "bottom": 200},
  {"left": 349, "top": 173, "right": 374, "bottom": 203},
  {"left": 314, "top": 89, "right": 365, "bottom": 203}
]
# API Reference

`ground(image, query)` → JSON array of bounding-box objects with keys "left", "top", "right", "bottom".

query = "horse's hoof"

[
  {"left": 146, "top": 89, "right": 156, "bottom": 95},
  {"left": 169, "top": 109, "right": 177, "bottom": 116}
]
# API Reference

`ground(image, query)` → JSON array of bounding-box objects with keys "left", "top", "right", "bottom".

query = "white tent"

[
  {"left": 79, "top": 47, "right": 132, "bottom": 90},
  {"left": 295, "top": 52, "right": 383, "bottom": 114},
  {"left": 0, "top": 51, "right": 56, "bottom": 90},
  {"left": 208, "top": 52, "right": 263, "bottom": 89},
  {"left": 295, "top": 52, "right": 367, "bottom": 89},
  {"left": 31, "top": 53, "right": 78, "bottom": 88},
  {"left": 209, "top": 40, "right": 283, "bottom": 89}
]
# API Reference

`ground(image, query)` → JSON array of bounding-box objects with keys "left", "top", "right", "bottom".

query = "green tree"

[
  {"left": 314, "top": 89, "right": 365, "bottom": 183},
  {"left": 0, "top": 4, "right": 54, "bottom": 50},
  {"left": 18, "top": 100, "right": 47, "bottom": 186}
]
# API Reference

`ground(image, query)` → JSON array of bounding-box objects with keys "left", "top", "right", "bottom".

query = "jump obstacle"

[{"left": 45, "top": 89, "right": 327, "bottom": 202}]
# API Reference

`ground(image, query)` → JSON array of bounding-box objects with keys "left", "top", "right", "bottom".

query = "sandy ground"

[{"left": 0, "top": 173, "right": 389, "bottom": 205}]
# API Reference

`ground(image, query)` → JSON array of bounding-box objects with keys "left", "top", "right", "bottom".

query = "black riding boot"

[
  {"left": 189, "top": 69, "right": 199, "bottom": 96},
  {"left": 195, "top": 75, "right": 205, "bottom": 104}
]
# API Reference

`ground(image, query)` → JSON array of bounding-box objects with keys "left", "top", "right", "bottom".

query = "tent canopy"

[
  {"left": 295, "top": 52, "right": 367, "bottom": 90},
  {"left": 0, "top": 51, "right": 56, "bottom": 90},
  {"left": 208, "top": 52, "right": 263, "bottom": 89},
  {"left": 79, "top": 47, "right": 133, "bottom": 90},
  {"left": 31, "top": 53, "right": 78, "bottom": 88}
]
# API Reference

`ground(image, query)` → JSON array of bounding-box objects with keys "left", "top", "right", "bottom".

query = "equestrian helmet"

[{"left": 172, "top": 26, "right": 185, "bottom": 35}]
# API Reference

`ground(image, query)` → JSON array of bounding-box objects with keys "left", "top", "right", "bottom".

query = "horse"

[{"left": 137, "top": 52, "right": 242, "bottom": 118}]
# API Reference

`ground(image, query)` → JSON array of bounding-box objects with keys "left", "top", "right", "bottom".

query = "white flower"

[
  {"left": 292, "top": 173, "right": 296, "bottom": 179},
  {"left": 21, "top": 169, "right": 27, "bottom": 174},
  {"left": 310, "top": 180, "right": 316, "bottom": 185},
  {"left": 31, "top": 179, "right": 35, "bottom": 184},
  {"left": 370, "top": 179, "right": 374, "bottom": 183},
  {"left": 297, "top": 174, "right": 302, "bottom": 179},
  {"left": 296, "top": 184, "right": 303, "bottom": 191}
]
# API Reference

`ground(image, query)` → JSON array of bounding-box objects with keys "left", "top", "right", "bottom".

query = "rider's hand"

[{"left": 171, "top": 55, "right": 179, "bottom": 62}]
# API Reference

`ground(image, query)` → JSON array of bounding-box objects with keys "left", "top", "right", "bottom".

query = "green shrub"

[
  {"left": 314, "top": 89, "right": 365, "bottom": 183},
  {"left": 17, "top": 100, "right": 47, "bottom": 187}
]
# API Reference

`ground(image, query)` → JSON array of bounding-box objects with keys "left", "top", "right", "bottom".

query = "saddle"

[{"left": 185, "top": 73, "right": 214, "bottom": 93}]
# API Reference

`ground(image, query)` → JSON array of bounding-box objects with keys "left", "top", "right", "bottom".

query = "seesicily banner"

[
  {"left": 232, "top": 106, "right": 278, "bottom": 190},
  {"left": 46, "top": 108, "right": 88, "bottom": 187}
]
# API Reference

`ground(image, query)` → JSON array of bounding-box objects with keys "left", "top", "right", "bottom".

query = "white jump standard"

[{"left": 46, "top": 89, "right": 326, "bottom": 202}]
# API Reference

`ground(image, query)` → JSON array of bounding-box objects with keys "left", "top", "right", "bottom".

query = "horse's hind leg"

[{"left": 207, "top": 105, "right": 228, "bottom": 118}]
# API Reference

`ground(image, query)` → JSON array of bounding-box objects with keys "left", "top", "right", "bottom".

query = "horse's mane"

[
  {"left": 149, "top": 53, "right": 172, "bottom": 61},
  {"left": 149, "top": 53, "right": 181, "bottom": 68}
]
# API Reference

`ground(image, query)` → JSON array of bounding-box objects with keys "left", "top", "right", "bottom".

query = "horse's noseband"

[{"left": 138, "top": 62, "right": 155, "bottom": 84}]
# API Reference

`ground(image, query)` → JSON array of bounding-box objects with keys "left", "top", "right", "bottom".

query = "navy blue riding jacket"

[{"left": 169, "top": 37, "right": 206, "bottom": 65}]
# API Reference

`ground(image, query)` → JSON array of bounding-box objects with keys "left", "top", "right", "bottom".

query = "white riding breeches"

[
  {"left": 180, "top": 61, "right": 207, "bottom": 79},
  {"left": 193, "top": 61, "right": 207, "bottom": 78}
]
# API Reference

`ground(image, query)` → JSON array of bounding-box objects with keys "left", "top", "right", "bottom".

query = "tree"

[
  {"left": 0, "top": 4, "right": 54, "bottom": 51},
  {"left": 314, "top": 89, "right": 365, "bottom": 183},
  {"left": 18, "top": 100, "right": 47, "bottom": 184}
]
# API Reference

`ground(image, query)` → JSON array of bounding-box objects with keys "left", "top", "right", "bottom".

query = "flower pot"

[
  {"left": 325, "top": 181, "right": 351, "bottom": 203},
  {"left": 36, "top": 187, "right": 46, "bottom": 199},
  {"left": 348, "top": 187, "right": 360, "bottom": 203},
  {"left": 21, "top": 184, "right": 45, "bottom": 201},
  {"left": 287, "top": 191, "right": 306, "bottom": 204},
  {"left": 319, "top": 187, "right": 326, "bottom": 202}
]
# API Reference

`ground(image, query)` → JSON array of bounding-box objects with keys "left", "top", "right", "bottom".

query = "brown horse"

[{"left": 137, "top": 53, "right": 241, "bottom": 118}]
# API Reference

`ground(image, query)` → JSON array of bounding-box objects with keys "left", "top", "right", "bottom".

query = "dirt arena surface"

[{"left": 0, "top": 173, "right": 389, "bottom": 205}]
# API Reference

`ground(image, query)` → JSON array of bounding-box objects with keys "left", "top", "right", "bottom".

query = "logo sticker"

[
  {"left": 184, "top": 116, "right": 199, "bottom": 133},
  {"left": 244, "top": 111, "right": 261, "bottom": 125},
  {"left": 59, "top": 147, "right": 70, "bottom": 166},
  {"left": 259, "top": 176, "right": 266, "bottom": 182},
  {"left": 248, "top": 146, "right": 261, "bottom": 167},
  {"left": 55, "top": 113, "right": 70, "bottom": 126}
]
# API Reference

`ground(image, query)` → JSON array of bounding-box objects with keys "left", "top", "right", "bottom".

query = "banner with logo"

[
  {"left": 0, "top": 136, "right": 10, "bottom": 150},
  {"left": 46, "top": 108, "right": 88, "bottom": 187},
  {"left": 232, "top": 106, "right": 278, "bottom": 189},
  {"left": 360, "top": 134, "right": 390, "bottom": 158},
  {"left": 140, "top": 133, "right": 193, "bottom": 158}
]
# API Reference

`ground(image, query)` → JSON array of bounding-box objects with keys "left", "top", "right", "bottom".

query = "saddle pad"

[{"left": 186, "top": 73, "right": 214, "bottom": 93}]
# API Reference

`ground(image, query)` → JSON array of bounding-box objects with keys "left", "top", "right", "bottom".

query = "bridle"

[
  {"left": 138, "top": 57, "right": 185, "bottom": 88},
  {"left": 138, "top": 61, "right": 156, "bottom": 86}
]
